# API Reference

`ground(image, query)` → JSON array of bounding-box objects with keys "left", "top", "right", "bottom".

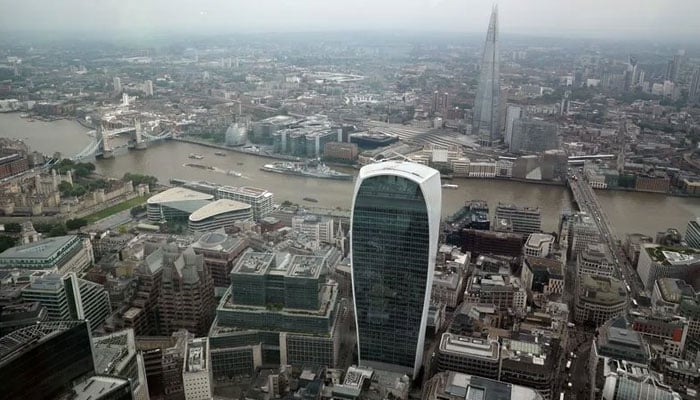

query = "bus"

[
  {"left": 566, "top": 360, "right": 572, "bottom": 370},
  {"left": 631, "top": 298, "right": 638, "bottom": 307}
]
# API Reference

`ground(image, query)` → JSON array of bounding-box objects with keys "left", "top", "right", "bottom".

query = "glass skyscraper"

[
  {"left": 473, "top": 6, "right": 501, "bottom": 147},
  {"left": 350, "top": 161, "right": 441, "bottom": 378}
]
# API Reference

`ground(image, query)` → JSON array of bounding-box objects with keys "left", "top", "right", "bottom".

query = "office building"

[
  {"left": 187, "top": 199, "right": 253, "bottom": 232},
  {"left": 465, "top": 273, "right": 527, "bottom": 315},
  {"left": 521, "top": 257, "right": 565, "bottom": 302},
  {"left": 70, "top": 375, "right": 134, "bottom": 400},
  {"left": 570, "top": 213, "right": 602, "bottom": 257},
  {"left": 598, "top": 361, "right": 680, "bottom": 400},
  {"left": 216, "top": 185, "right": 274, "bottom": 221},
  {"left": 523, "top": 233, "right": 554, "bottom": 258},
  {"left": 251, "top": 115, "right": 300, "bottom": 144},
  {"left": 686, "top": 217, "right": 700, "bottom": 249},
  {"left": 158, "top": 246, "right": 214, "bottom": 336},
  {"left": 0, "top": 234, "right": 94, "bottom": 274},
  {"left": 500, "top": 333, "right": 558, "bottom": 399},
  {"left": 504, "top": 105, "right": 522, "bottom": 146},
  {"left": 123, "top": 248, "right": 164, "bottom": 336},
  {"left": 292, "top": 214, "right": 335, "bottom": 244},
  {"left": 136, "top": 330, "right": 191, "bottom": 399},
  {"left": 191, "top": 231, "right": 248, "bottom": 288},
  {"left": 473, "top": 6, "right": 501, "bottom": 146},
  {"left": 494, "top": 203, "right": 542, "bottom": 235},
  {"left": 211, "top": 250, "right": 344, "bottom": 377},
  {"left": 509, "top": 119, "right": 558, "bottom": 154},
  {"left": 690, "top": 67, "right": 700, "bottom": 103},
  {"left": 21, "top": 272, "right": 111, "bottom": 331},
  {"left": 424, "top": 371, "right": 543, "bottom": 400},
  {"left": 636, "top": 243, "right": 700, "bottom": 290},
  {"left": 577, "top": 243, "right": 615, "bottom": 278},
  {"left": 575, "top": 274, "right": 627, "bottom": 326},
  {"left": 651, "top": 278, "right": 694, "bottom": 314},
  {"left": 146, "top": 187, "right": 214, "bottom": 223},
  {"left": 183, "top": 337, "right": 212, "bottom": 400},
  {"left": 113, "top": 77, "right": 122, "bottom": 93},
  {"left": 460, "top": 229, "right": 524, "bottom": 257},
  {"left": 631, "top": 314, "right": 688, "bottom": 358},
  {"left": 0, "top": 301, "right": 48, "bottom": 335},
  {"left": 436, "top": 333, "right": 500, "bottom": 379},
  {"left": 0, "top": 151, "right": 29, "bottom": 179},
  {"left": 592, "top": 316, "right": 651, "bottom": 366},
  {"left": 351, "top": 161, "right": 441, "bottom": 378},
  {"left": 624, "top": 233, "right": 654, "bottom": 266},
  {"left": 0, "top": 321, "right": 95, "bottom": 400},
  {"left": 93, "top": 329, "right": 149, "bottom": 400},
  {"left": 144, "top": 80, "right": 154, "bottom": 96}
]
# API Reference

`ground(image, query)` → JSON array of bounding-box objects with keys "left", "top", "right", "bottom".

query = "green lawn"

[{"left": 85, "top": 195, "right": 149, "bottom": 223}]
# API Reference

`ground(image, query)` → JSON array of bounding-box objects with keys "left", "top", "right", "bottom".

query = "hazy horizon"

[{"left": 1, "top": 0, "right": 699, "bottom": 41}]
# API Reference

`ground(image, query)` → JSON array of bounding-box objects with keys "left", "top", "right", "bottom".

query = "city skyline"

[{"left": 1, "top": 0, "right": 700, "bottom": 40}]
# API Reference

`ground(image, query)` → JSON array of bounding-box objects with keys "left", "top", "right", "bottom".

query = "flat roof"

[
  {"left": 580, "top": 274, "right": 627, "bottom": 304},
  {"left": 439, "top": 332, "right": 499, "bottom": 360},
  {"left": 92, "top": 330, "right": 136, "bottom": 375},
  {"left": 287, "top": 255, "right": 324, "bottom": 279},
  {"left": 232, "top": 251, "right": 275, "bottom": 275},
  {"left": 147, "top": 187, "right": 214, "bottom": 205},
  {"left": 0, "top": 235, "right": 79, "bottom": 261},
  {"left": 186, "top": 338, "right": 208, "bottom": 372},
  {"left": 218, "top": 185, "right": 272, "bottom": 198},
  {"left": 525, "top": 233, "right": 554, "bottom": 248},
  {"left": 71, "top": 376, "right": 130, "bottom": 400},
  {"left": 189, "top": 199, "right": 251, "bottom": 222}
]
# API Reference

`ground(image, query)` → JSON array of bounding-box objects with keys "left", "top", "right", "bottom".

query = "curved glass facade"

[{"left": 351, "top": 168, "right": 438, "bottom": 377}]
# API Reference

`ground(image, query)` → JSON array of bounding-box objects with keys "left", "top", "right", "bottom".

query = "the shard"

[{"left": 473, "top": 6, "right": 501, "bottom": 147}]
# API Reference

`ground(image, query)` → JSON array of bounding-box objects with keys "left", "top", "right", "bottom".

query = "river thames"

[{"left": 0, "top": 113, "right": 697, "bottom": 237}]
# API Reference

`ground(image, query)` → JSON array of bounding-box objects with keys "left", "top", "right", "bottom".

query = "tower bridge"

[{"left": 72, "top": 121, "right": 172, "bottom": 161}]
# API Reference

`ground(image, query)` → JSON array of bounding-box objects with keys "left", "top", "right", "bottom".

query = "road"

[{"left": 567, "top": 172, "right": 644, "bottom": 302}]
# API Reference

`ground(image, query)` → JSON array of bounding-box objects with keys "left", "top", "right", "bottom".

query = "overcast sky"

[{"left": 1, "top": 0, "right": 699, "bottom": 39}]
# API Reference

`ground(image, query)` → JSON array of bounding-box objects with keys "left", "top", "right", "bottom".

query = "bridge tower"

[
  {"left": 133, "top": 120, "right": 147, "bottom": 150},
  {"left": 97, "top": 123, "right": 114, "bottom": 159}
]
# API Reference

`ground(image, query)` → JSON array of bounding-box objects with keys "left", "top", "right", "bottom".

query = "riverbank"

[{"left": 172, "top": 137, "right": 300, "bottom": 161}]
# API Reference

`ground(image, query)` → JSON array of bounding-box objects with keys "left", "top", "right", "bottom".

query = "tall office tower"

[
  {"left": 686, "top": 217, "right": 700, "bottom": 249},
  {"left": 158, "top": 245, "right": 215, "bottom": 336},
  {"left": 504, "top": 105, "right": 522, "bottom": 146},
  {"left": 473, "top": 6, "right": 501, "bottom": 147},
  {"left": 144, "top": 80, "right": 154, "bottom": 96},
  {"left": 690, "top": 67, "right": 700, "bottom": 103},
  {"left": 351, "top": 161, "right": 441, "bottom": 378},
  {"left": 666, "top": 51, "right": 685, "bottom": 83},
  {"left": 509, "top": 118, "right": 559, "bottom": 154},
  {"left": 113, "top": 76, "right": 122, "bottom": 93},
  {"left": 0, "top": 321, "right": 95, "bottom": 399},
  {"left": 20, "top": 272, "right": 111, "bottom": 331}
]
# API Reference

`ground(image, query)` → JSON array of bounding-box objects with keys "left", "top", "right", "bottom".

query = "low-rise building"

[
  {"left": 423, "top": 371, "right": 543, "bottom": 400},
  {"left": 652, "top": 278, "right": 695, "bottom": 314},
  {"left": 435, "top": 333, "right": 500, "bottom": 379},
  {"left": 495, "top": 203, "right": 542, "bottom": 235},
  {"left": 188, "top": 199, "right": 253, "bottom": 232},
  {"left": 146, "top": 187, "right": 214, "bottom": 223},
  {"left": 577, "top": 242, "right": 615, "bottom": 278},
  {"left": 0, "top": 235, "right": 94, "bottom": 274},
  {"left": 637, "top": 244, "right": 700, "bottom": 290},
  {"left": 217, "top": 186, "right": 274, "bottom": 221},
  {"left": 523, "top": 233, "right": 554, "bottom": 258},
  {"left": 92, "top": 329, "right": 149, "bottom": 400}
]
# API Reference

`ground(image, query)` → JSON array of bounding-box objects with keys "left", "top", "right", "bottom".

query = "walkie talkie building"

[{"left": 350, "top": 161, "right": 441, "bottom": 378}]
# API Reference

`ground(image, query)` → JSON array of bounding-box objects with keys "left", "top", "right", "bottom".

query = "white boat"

[
  {"left": 188, "top": 153, "right": 204, "bottom": 160},
  {"left": 441, "top": 184, "right": 459, "bottom": 189}
]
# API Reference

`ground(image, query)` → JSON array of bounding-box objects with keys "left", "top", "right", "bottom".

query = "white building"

[
  {"left": 291, "top": 214, "right": 335, "bottom": 244},
  {"left": 144, "top": 80, "right": 154, "bottom": 96},
  {"left": 524, "top": 233, "right": 554, "bottom": 257},
  {"left": 113, "top": 77, "right": 122, "bottom": 93},
  {"left": 188, "top": 199, "right": 253, "bottom": 233},
  {"left": 183, "top": 337, "right": 212, "bottom": 400},
  {"left": 217, "top": 186, "right": 274, "bottom": 221},
  {"left": 636, "top": 244, "right": 700, "bottom": 290}
]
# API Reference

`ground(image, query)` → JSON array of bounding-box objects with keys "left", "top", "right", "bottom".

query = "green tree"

[
  {"left": 3, "top": 223, "right": 21, "bottom": 233},
  {"left": 47, "top": 224, "right": 67, "bottom": 237},
  {"left": 58, "top": 181, "right": 73, "bottom": 194},
  {"left": 66, "top": 218, "right": 88, "bottom": 230},
  {"left": 0, "top": 235, "right": 17, "bottom": 252}
]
